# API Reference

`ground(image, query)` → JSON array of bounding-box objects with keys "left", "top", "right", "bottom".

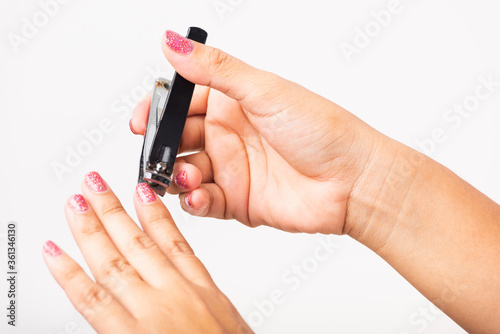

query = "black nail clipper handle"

[
  {"left": 141, "top": 27, "right": 208, "bottom": 196},
  {"left": 150, "top": 27, "right": 208, "bottom": 168}
]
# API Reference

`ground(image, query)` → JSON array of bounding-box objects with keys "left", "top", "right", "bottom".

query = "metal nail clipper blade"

[{"left": 138, "top": 27, "right": 208, "bottom": 196}]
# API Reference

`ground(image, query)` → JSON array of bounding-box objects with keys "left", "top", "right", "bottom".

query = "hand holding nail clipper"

[{"left": 43, "top": 28, "right": 500, "bottom": 333}]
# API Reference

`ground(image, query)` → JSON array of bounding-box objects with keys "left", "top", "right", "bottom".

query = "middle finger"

[{"left": 80, "top": 172, "right": 185, "bottom": 289}]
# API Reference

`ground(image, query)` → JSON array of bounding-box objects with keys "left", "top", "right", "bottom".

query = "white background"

[{"left": 1, "top": 0, "right": 499, "bottom": 333}]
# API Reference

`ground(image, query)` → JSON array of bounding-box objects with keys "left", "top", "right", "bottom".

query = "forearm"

[{"left": 347, "top": 135, "right": 500, "bottom": 333}]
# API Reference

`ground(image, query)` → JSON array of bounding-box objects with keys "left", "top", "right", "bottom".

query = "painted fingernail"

[
  {"left": 136, "top": 183, "right": 157, "bottom": 204},
  {"left": 164, "top": 30, "right": 194, "bottom": 55},
  {"left": 175, "top": 170, "right": 188, "bottom": 188},
  {"left": 185, "top": 192, "right": 194, "bottom": 208},
  {"left": 129, "top": 119, "right": 139, "bottom": 135},
  {"left": 43, "top": 240, "right": 62, "bottom": 257},
  {"left": 85, "top": 171, "right": 107, "bottom": 193},
  {"left": 68, "top": 194, "right": 89, "bottom": 213}
]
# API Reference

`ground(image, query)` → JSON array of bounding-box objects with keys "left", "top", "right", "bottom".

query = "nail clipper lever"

[{"left": 138, "top": 27, "right": 208, "bottom": 196}]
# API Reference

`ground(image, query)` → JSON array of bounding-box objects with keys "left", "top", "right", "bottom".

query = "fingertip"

[
  {"left": 42, "top": 240, "right": 64, "bottom": 265},
  {"left": 180, "top": 189, "right": 210, "bottom": 216},
  {"left": 135, "top": 182, "right": 158, "bottom": 205},
  {"left": 169, "top": 162, "right": 203, "bottom": 193},
  {"left": 66, "top": 194, "right": 90, "bottom": 214},
  {"left": 129, "top": 119, "right": 139, "bottom": 135},
  {"left": 83, "top": 171, "right": 109, "bottom": 194},
  {"left": 184, "top": 192, "right": 194, "bottom": 208},
  {"left": 160, "top": 30, "right": 212, "bottom": 88},
  {"left": 130, "top": 93, "right": 151, "bottom": 135}
]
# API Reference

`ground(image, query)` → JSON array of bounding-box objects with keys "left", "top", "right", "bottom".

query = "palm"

[{"left": 202, "top": 89, "right": 352, "bottom": 234}]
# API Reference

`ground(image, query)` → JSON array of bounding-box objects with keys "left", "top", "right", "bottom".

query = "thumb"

[
  {"left": 160, "top": 30, "right": 355, "bottom": 179},
  {"left": 161, "top": 30, "right": 289, "bottom": 114}
]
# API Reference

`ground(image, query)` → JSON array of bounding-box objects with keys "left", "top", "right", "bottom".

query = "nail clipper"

[{"left": 138, "top": 27, "right": 208, "bottom": 196}]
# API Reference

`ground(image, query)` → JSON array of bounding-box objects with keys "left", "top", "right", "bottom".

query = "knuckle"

[
  {"left": 180, "top": 283, "right": 205, "bottom": 304},
  {"left": 100, "top": 257, "right": 133, "bottom": 278},
  {"left": 129, "top": 233, "right": 157, "bottom": 251},
  {"left": 100, "top": 202, "right": 127, "bottom": 220},
  {"left": 162, "top": 239, "right": 194, "bottom": 258},
  {"left": 80, "top": 223, "right": 104, "bottom": 239},
  {"left": 79, "top": 285, "right": 112, "bottom": 313},
  {"left": 62, "top": 264, "right": 83, "bottom": 283},
  {"left": 146, "top": 215, "right": 171, "bottom": 227},
  {"left": 207, "top": 48, "right": 232, "bottom": 73}
]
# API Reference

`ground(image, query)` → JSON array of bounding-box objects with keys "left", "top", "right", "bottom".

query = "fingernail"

[
  {"left": 68, "top": 194, "right": 89, "bottom": 213},
  {"left": 164, "top": 30, "right": 194, "bottom": 55},
  {"left": 136, "top": 183, "right": 157, "bottom": 204},
  {"left": 175, "top": 170, "right": 188, "bottom": 188},
  {"left": 185, "top": 192, "right": 194, "bottom": 208},
  {"left": 43, "top": 240, "right": 62, "bottom": 257},
  {"left": 84, "top": 171, "right": 107, "bottom": 193},
  {"left": 129, "top": 119, "right": 139, "bottom": 135}
]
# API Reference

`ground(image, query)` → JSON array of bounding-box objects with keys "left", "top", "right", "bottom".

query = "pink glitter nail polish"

[
  {"left": 175, "top": 170, "right": 188, "bottom": 189},
  {"left": 185, "top": 192, "right": 193, "bottom": 208},
  {"left": 136, "top": 183, "right": 157, "bottom": 204},
  {"left": 43, "top": 240, "right": 62, "bottom": 257},
  {"left": 85, "top": 171, "right": 107, "bottom": 193},
  {"left": 164, "top": 30, "right": 194, "bottom": 55},
  {"left": 68, "top": 194, "right": 89, "bottom": 213}
]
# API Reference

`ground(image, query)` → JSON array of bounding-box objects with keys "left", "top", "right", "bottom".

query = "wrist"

[{"left": 344, "top": 134, "right": 427, "bottom": 251}]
